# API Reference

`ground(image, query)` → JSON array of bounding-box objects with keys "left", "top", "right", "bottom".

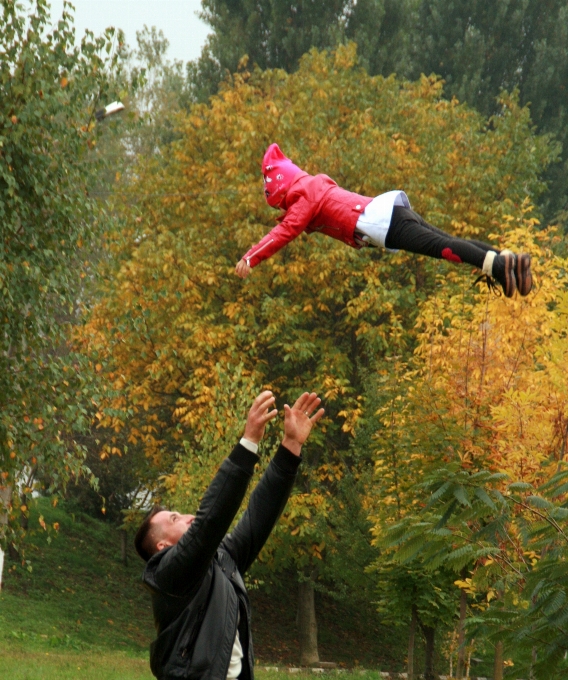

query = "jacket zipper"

[{"left": 246, "top": 239, "right": 274, "bottom": 266}]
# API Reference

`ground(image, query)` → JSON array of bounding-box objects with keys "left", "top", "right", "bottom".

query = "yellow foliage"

[
  {"left": 369, "top": 211, "right": 568, "bottom": 536},
  {"left": 74, "top": 47, "right": 556, "bottom": 570}
]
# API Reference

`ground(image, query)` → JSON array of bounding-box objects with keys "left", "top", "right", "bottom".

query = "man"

[{"left": 135, "top": 389, "right": 324, "bottom": 680}]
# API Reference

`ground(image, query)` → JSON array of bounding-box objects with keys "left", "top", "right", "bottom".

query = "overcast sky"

[{"left": 49, "top": 0, "right": 211, "bottom": 64}]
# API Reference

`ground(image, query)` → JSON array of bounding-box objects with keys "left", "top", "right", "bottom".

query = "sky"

[{"left": 49, "top": 0, "right": 211, "bottom": 64}]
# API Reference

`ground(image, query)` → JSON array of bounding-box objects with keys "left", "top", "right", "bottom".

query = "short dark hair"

[{"left": 134, "top": 505, "right": 166, "bottom": 562}]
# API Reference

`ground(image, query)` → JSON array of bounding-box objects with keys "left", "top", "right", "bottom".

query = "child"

[{"left": 235, "top": 144, "right": 532, "bottom": 298}]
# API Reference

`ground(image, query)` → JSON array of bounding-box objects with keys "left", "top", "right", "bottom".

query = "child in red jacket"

[{"left": 235, "top": 144, "right": 532, "bottom": 297}]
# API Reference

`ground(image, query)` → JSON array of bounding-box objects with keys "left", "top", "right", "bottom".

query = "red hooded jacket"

[{"left": 242, "top": 171, "right": 374, "bottom": 268}]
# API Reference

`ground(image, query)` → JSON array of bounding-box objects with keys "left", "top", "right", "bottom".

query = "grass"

[
  {"left": 0, "top": 647, "right": 391, "bottom": 680},
  {"left": 0, "top": 646, "right": 153, "bottom": 680},
  {"left": 0, "top": 498, "right": 409, "bottom": 678},
  {"left": 0, "top": 498, "right": 154, "bottom": 655}
]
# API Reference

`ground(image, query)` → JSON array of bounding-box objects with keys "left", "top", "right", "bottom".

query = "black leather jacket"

[{"left": 143, "top": 443, "right": 301, "bottom": 680}]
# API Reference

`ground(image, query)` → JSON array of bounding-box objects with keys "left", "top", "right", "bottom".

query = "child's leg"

[
  {"left": 384, "top": 206, "right": 496, "bottom": 267},
  {"left": 384, "top": 206, "right": 531, "bottom": 297},
  {"left": 410, "top": 217, "right": 500, "bottom": 257}
]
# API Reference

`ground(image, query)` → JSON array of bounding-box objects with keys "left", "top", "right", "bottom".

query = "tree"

[
  {"left": 409, "top": 0, "right": 568, "bottom": 225},
  {"left": 370, "top": 216, "right": 568, "bottom": 677},
  {"left": 0, "top": 0, "right": 124, "bottom": 578},
  {"left": 187, "top": 0, "right": 568, "bottom": 226},
  {"left": 76, "top": 44, "right": 555, "bottom": 658},
  {"left": 188, "top": 0, "right": 417, "bottom": 102}
]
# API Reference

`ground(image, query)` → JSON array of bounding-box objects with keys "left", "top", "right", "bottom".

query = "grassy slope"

[
  {"left": 0, "top": 498, "right": 408, "bottom": 675},
  {"left": 0, "top": 498, "right": 153, "bottom": 654}
]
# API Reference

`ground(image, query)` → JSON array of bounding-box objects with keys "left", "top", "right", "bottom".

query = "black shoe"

[{"left": 515, "top": 253, "right": 532, "bottom": 296}]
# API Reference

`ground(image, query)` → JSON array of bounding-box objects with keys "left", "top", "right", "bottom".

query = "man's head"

[
  {"left": 134, "top": 506, "right": 196, "bottom": 562},
  {"left": 262, "top": 143, "right": 302, "bottom": 208}
]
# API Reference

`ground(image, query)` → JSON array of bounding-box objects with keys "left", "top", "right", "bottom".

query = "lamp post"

[{"left": 95, "top": 100, "right": 125, "bottom": 122}]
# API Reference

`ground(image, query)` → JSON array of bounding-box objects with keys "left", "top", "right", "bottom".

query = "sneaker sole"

[{"left": 516, "top": 253, "right": 532, "bottom": 296}]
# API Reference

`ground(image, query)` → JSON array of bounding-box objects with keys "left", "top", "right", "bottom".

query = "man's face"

[{"left": 151, "top": 510, "right": 195, "bottom": 552}]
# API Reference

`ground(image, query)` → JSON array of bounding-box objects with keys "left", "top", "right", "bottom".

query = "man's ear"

[{"left": 156, "top": 539, "right": 171, "bottom": 552}]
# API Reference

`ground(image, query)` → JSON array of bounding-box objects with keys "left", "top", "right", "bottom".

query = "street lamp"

[{"left": 95, "top": 100, "right": 125, "bottom": 122}]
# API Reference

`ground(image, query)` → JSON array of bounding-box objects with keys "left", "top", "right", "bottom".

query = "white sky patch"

[{"left": 49, "top": 0, "right": 211, "bottom": 64}]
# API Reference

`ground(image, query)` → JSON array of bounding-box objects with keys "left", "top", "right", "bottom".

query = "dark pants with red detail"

[{"left": 384, "top": 206, "right": 498, "bottom": 268}]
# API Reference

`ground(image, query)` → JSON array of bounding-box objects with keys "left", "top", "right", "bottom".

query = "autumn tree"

[
  {"left": 0, "top": 0, "right": 125, "bottom": 580},
  {"left": 76, "top": 44, "right": 556, "bottom": 658},
  {"left": 188, "top": 0, "right": 568, "bottom": 228},
  {"left": 370, "top": 216, "right": 568, "bottom": 677}
]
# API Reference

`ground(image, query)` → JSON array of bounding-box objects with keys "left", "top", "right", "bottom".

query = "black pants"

[{"left": 384, "top": 206, "right": 498, "bottom": 269}]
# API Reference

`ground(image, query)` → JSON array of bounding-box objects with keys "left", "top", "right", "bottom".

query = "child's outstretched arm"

[{"left": 235, "top": 197, "right": 313, "bottom": 278}]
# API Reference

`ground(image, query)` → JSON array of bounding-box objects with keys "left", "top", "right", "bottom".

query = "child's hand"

[{"left": 235, "top": 259, "right": 252, "bottom": 279}]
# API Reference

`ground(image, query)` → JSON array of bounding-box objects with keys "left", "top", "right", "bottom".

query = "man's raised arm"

[
  {"left": 147, "top": 391, "right": 278, "bottom": 594},
  {"left": 222, "top": 392, "right": 325, "bottom": 575}
]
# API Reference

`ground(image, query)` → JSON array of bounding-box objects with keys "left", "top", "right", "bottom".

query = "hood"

[{"left": 262, "top": 143, "right": 302, "bottom": 208}]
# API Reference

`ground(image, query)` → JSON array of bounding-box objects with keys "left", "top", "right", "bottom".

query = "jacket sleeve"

[
  {"left": 241, "top": 195, "right": 316, "bottom": 268},
  {"left": 221, "top": 444, "right": 301, "bottom": 575},
  {"left": 149, "top": 443, "right": 259, "bottom": 595}
]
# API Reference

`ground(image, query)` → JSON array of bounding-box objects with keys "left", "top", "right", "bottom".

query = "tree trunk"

[
  {"left": 120, "top": 529, "right": 128, "bottom": 566},
  {"left": 456, "top": 584, "right": 468, "bottom": 677},
  {"left": 297, "top": 579, "right": 319, "bottom": 665},
  {"left": 493, "top": 640, "right": 504, "bottom": 680},
  {"left": 407, "top": 604, "right": 417, "bottom": 680},
  {"left": 0, "top": 486, "right": 12, "bottom": 590},
  {"left": 422, "top": 624, "right": 436, "bottom": 680}
]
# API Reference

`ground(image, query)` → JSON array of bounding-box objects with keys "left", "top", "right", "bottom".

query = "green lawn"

[
  {"left": 0, "top": 646, "right": 153, "bottom": 680},
  {"left": 0, "top": 647, "right": 388, "bottom": 680}
]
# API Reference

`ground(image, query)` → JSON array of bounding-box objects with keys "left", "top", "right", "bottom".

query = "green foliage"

[
  {"left": 409, "top": 0, "right": 568, "bottom": 224},
  {"left": 188, "top": 0, "right": 417, "bottom": 102},
  {"left": 376, "top": 462, "right": 568, "bottom": 678},
  {"left": 122, "top": 26, "right": 194, "bottom": 155},
  {"left": 371, "top": 558, "right": 458, "bottom": 631},
  {"left": 0, "top": 0, "right": 125, "bottom": 548}
]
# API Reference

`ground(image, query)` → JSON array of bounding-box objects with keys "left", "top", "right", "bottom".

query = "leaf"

[
  {"left": 453, "top": 485, "right": 471, "bottom": 507},
  {"left": 474, "top": 486, "right": 496, "bottom": 510}
]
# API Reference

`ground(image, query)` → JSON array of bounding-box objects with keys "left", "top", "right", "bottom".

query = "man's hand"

[
  {"left": 282, "top": 392, "right": 325, "bottom": 456},
  {"left": 235, "top": 259, "right": 252, "bottom": 279},
  {"left": 243, "top": 390, "right": 278, "bottom": 445}
]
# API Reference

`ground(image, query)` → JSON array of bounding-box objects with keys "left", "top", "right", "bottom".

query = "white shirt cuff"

[{"left": 239, "top": 438, "right": 259, "bottom": 454}]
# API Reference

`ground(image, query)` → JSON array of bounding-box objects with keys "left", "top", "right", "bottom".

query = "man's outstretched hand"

[
  {"left": 282, "top": 392, "right": 325, "bottom": 456},
  {"left": 243, "top": 390, "right": 278, "bottom": 445}
]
